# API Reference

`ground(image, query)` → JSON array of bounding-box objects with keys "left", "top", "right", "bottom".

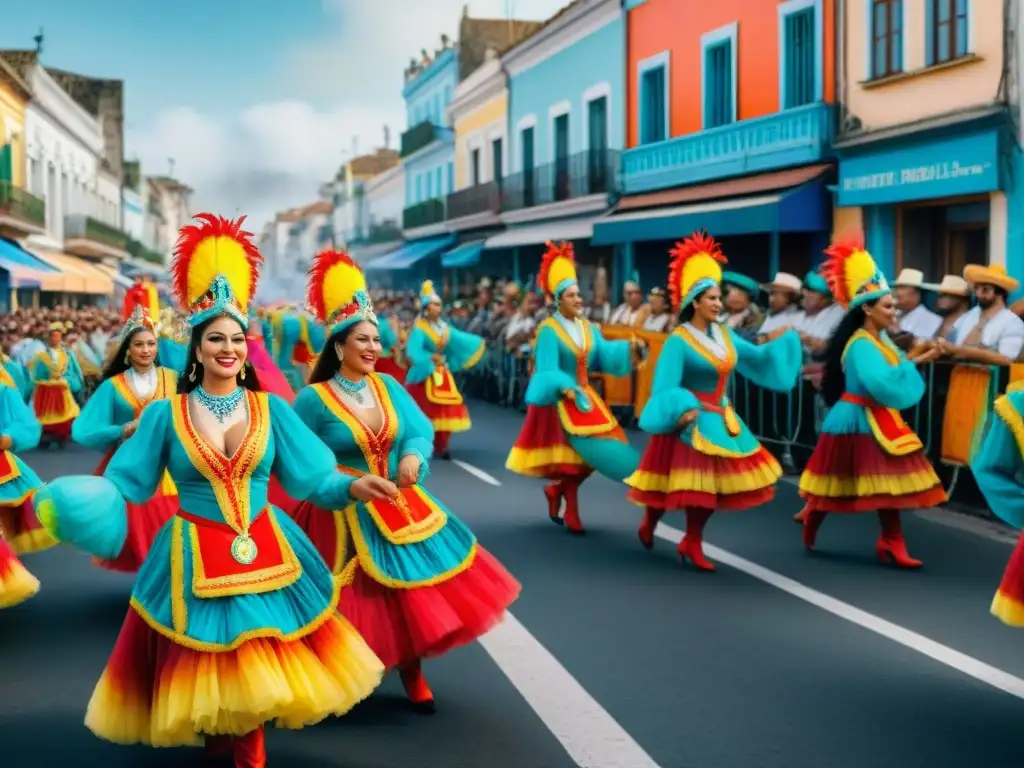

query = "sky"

[{"left": 1, "top": 0, "right": 572, "bottom": 231}]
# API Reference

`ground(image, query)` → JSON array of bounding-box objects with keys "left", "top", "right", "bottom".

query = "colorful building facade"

[
  {"left": 835, "top": 0, "right": 1016, "bottom": 282},
  {"left": 596, "top": 0, "right": 837, "bottom": 286}
]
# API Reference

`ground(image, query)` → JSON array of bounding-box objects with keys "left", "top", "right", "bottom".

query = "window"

[
  {"left": 871, "top": 0, "right": 903, "bottom": 78},
  {"left": 470, "top": 148, "right": 481, "bottom": 186},
  {"left": 492, "top": 137, "right": 503, "bottom": 185},
  {"left": 433, "top": 167, "right": 442, "bottom": 198},
  {"left": 928, "top": 0, "right": 969, "bottom": 66},
  {"left": 782, "top": 5, "right": 816, "bottom": 107},
  {"left": 521, "top": 126, "right": 535, "bottom": 206},
  {"left": 447, "top": 161, "right": 454, "bottom": 193},
  {"left": 639, "top": 64, "right": 666, "bottom": 145},
  {"left": 701, "top": 24, "right": 736, "bottom": 129}
]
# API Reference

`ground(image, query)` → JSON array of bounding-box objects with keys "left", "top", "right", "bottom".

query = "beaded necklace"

[{"left": 194, "top": 385, "right": 244, "bottom": 423}]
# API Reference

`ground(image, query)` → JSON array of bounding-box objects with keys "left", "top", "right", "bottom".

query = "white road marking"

[
  {"left": 655, "top": 523, "right": 1024, "bottom": 701},
  {"left": 479, "top": 612, "right": 662, "bottom": 768},
  {"left": 452, "top": 459, "right": 502, "bottom": 486}
]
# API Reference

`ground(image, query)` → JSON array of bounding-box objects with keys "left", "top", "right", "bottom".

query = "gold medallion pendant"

[{"left": 231, "top": 534, "right": 258, "bottom": 565}]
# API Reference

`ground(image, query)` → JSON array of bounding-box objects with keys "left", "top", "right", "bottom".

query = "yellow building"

[
  {"left": 0, "top": 56, "right": 29, "bottom": 189},
  {"left": 834, "top": 0, "right": 1011, "bottom": 281}
]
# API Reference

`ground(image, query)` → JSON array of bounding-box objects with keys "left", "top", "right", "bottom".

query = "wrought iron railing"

[{"left": 501, "top": 149, "right": 619, "bottom": 212}]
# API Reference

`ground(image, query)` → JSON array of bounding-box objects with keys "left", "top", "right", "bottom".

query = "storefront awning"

[
  {"left": 93, "top": 262, "right": 134, "bottom": 289},
  {"left": 591, "top": 181, "right": 830, "bottom": 246},
  {"left": 441, "top": 240, "right": 484, "bottom": 269},
  {"left": 484, "top": 216, "right": 601, "bottom": 249},
  {"left": 24, "top": 248, "right": 115, "bottom": 294},
  {"left": 364, "top": 235, "right": 455, "bottom": 272},
  {"left": 0, "top": 239, "right": 54, "bottom": 288}
]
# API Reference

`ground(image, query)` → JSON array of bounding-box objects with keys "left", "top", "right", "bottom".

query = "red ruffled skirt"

[
  {"left": 407, "top": 381, "right": 471, "bottom": 433},
  {"left": 992, "top": 534, "right": 1024, "bottom": 627},
  {"left": 375, "top": 357, "right": 406, "bottom": 384},
  {"left": 0, "top": 536, "right": 39, "bottom": 608},
  {"left": 505, "top": 405, "right": 596, "bottom": 481},
  {"left": 0, "top": 496, "right": 56, "bottom": 554},
  {"left": 798, "top": 433, "right": 946, "bottom": 513},
  {"left": 626, "top": 435, "right": 781, "bottom": 511},
  {"left": 33, "top": 384, "right": 75, "bottom": 440},
  {"left": 290, "top": 500, "right": 520, "bottom": 669}
]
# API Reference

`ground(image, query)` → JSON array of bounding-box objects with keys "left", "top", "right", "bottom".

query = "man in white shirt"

[
  {"left": 757, "top": 272, "right": 803, "bottom": 340},
  {"left": 609, "top": 279, "right": 649, "bottom": 327},
  {"left": 795, "top": 271, "right": 844, "bottom": 356},
  {"left": 937, "top": 265, "right": 1024, "bottom": 365},
  {"left": 894, "top": 268, "right": 943, "bottom": 340},
  {"left": 642, "top": 287, "right": 673, "bottom": 333}
]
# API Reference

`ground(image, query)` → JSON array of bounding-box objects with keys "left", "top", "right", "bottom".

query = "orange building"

[{"left": 593, "top": 0, "right": 838, "bottom": 286}]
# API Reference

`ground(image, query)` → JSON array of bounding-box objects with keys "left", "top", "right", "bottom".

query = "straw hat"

[
  {"left": 963, "top": 264, "right": 1018, "bottom": 292},
  {"left": 768, "top": 272, "right": 802, "bottom": 294},
  {"left": 922, "top": 275, "right": 970, "bottom": 297},
  {"left": 894, "top": 268, "right": 927, "bottom": 288}
]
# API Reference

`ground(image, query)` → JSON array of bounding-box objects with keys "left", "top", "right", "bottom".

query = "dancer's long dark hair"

[
  {"left": 176, "top": 315, "right": 262, "bottom": 394},
  {"left": 819, "top": 301, "right": 878, "bottom": 407},
  {"left": 101, "top": 327, "right": 161, "bottom": 381},
  {"left": 308, "top": 321, "right": 377, "bottom": 385},
  {"left": 677, "top": 287, "right": 711, "bottom": 324}
]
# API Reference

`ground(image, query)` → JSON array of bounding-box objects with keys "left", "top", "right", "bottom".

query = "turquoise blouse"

[
  {"left": 972, "top": 388, "right": 1024, "bottom": 530},
  {"left": 1, "top": 355, "right": 30, "bottom": 400},
  {"left": 29, "top": 347, "right": 84, "bottom": 392},
  {"left": 71, "top": 368, "right": 177, "bottom": 453},
  {"left": 404, "top": 319, "right": 484, "bottom": 385},
  {"left": 157, "top": 338, "right": 187, "bottom": 374},
  {"left": 0, "top": 383, "right": 42, "bottom": 505}
]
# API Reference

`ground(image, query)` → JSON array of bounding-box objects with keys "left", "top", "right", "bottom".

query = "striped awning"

[{"left": 23, "top": 248, "right": 115, "bottom": 294}]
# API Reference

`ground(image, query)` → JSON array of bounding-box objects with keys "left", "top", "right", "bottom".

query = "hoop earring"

[{"left": 188, "top": 362, "right": 197, "bottom": 382}]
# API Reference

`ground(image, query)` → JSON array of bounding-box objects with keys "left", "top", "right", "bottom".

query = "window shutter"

[{"left": 0, "top": 144, "right": 12, "bottom": 183}]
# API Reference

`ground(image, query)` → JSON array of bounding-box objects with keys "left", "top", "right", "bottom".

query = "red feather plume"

[
  {"left": 171, "top": 213, "right": 263, "bottom": 309},
  {"left": 306, "top": 248, "right": 359, "bottom": 324},
  {"left": 537, "top": 241, "right": 575, "bottom": 296},
  {"left": 821, "top": 233, "right": 866, "bottom": 309},
  {"left": 667, "top": 230, "right": 725, "bottom": 309}
]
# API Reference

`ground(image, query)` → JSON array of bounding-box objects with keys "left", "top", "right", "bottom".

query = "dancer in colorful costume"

[
  {"left": 289, "top": 250, "right": 519, "bottom": 713},
  {"left": 404, "top": 280, "right": 485, "bottom": 459},
  {"left": 245, "top": 312, "right": 295, "bottom": 403},
  {"left": 506, "top": 242, "right": 642, "bottom": 534},
  {"left": 972, "top": 382, "right": 1024, "bottom": 625},
  {"left": 373, "top": 313, "right": 407, "bottom": 383},
  {"left": 624, "top": 233, "right": 802, "bottom": 570},
  {"left": 0, "top": 350, "right": 31, "bottom": 401},
  {"left": 29, "top": 321, "right": 83, "bottom": 445},
  {"left": 0, "top": 378, "right": 50, "bottom": 557},
  {"left": 32, "top": 213, "right": 388, "bottom": 768},
  {"left": 155, "top": 307, "right": 189, "bottom": 373},
  {"left": 70, "top": 306, "right": 180, "bottom": 573},
  {"left": 798, "top": 236, "right": 945, "bottom": 568}
]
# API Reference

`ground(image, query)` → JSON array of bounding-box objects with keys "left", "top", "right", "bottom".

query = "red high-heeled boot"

[
  {"left": 638, "top": 507, "right": 664, "bottom": 550},
  {"left": 232, "top": 727, "right": 266, "bottom": 768},
  {"left": 400, "top": 659, "right": 436, "bottom": 715},
  {"left": 876, "top": 510, "right": 923, "bottom": 568},
  {"left": 793, "top": 504, "right": 809, "bottom": 524},
  {"left": 544, "top": 483, "right": 564, "bottom": 525},
  {"left": 434, "top": 431, "right": 451, "bottom": 460},
  {"left": 561, "top": 479, "right": 585, "bottom": 535},
  {"left": 802, "top": 509, "right": 828, "bottom": 551},
  {"left": 678, "top": 508, "right": 715, "bottom": 571}
]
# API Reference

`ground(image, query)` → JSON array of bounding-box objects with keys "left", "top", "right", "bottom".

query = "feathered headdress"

[
  {"left": 538, "top": 241, "right": 578, "bottom": 300},
  {"left": 170, "top": 213, "right": 263, "bottom": 330},
  {"left": 668, "top": 231, "right": 727, "bottom": 310},
  {"left": 821, "top": 234, "right": 889, "bottom": 310},
  {"left": 306, "top": 248, "right": 377, "bottom": 334},
  {"left": 120, "top": 305, "right": 156, "bottom": 343},
  {"left": 419, "top": 279, "right": 440, "bottom": 308}
]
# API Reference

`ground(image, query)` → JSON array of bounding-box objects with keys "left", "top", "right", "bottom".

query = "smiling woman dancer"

[
  {"left": 505, "top": 241, "right": 643, "bottom": 534},
  {"left": 32, "top": 213, "right": 387, "bottom": 768},
  {"left": 798, "top": 236, "right": 945, "bottom": 568},
  {"left": 289, "top": 250, "right": 519, "bottom": 713},
  {"left": 70, "top": 306, "right": 180, "bottom": 573}
]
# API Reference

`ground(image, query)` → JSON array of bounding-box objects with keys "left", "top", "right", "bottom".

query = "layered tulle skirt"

[
  {"left": 0, "top": 455, "right": 53, "bottom": 554},
  {"left": 33, "top": 381, "right": 78, "bottom": 440},
  {"left": 626, "top": 434, "right": 782, "bottom": 511},
  {"left": 0, "top": 536, "right": 39, "bottom": 608},
  {"left": 992, "top": 533, "right": 1024, "bottom": 627},
  {"left": 799, "top": 433, "right": 946, "bottom": 512}
]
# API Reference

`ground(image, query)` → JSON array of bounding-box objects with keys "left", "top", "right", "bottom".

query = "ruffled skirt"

[
  {"left": 799, "top": 433, "right": 945, "bottom": 512},
  {"left": 33, "top": 383, "right": 76, "bottom": 439},
  {"left": 0, "top": 497, "right": 56, "bottom": 554},
  {"left": 992, "top": 533, "right": 1024, "bottom": 628},
  {"left": 506, "top": 404, "right": 594, "bottom": 481},
  {"left": 375, "top": 356, "right": 407, "bottom": 384},
  {"left": 407, "top": 380, "right": 471, "bottom": 433},
  {"left": 626, "top": 434, "right": 781, "bottom": 511},
  {"left": 85, "top": 606, "right": 384, "bottom": 746},
  {"left": 0, "top": 536, "right": 39, "bottom": 608}
]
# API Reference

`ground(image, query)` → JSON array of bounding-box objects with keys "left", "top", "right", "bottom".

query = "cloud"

[{"left": 127, "top": 0, "right": 572, "bottom": 232}]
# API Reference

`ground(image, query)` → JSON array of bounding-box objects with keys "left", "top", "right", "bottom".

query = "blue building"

[{"left": 487, "top": 0, "right": 625, "bottom": 288}]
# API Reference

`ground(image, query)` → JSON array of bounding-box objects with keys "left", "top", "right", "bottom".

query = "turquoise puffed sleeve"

[
  {"left": 158, "top": 337, "right": 187, "bottom": 373},
  {"left": 291, "top": 385, "right": 324, "bottom": 434},
  {"left": 404, "top": 325, "right": 435, "bottom": 383},
  {"left": 4, "top": 359, "right": 30, "bottom": 400},
  {"left": 637, "top": 333, "right": 699, "bottom": 434},
  {"left": 64, "top": 351, "right": 84, "bottom": 393},
  {"left": 105, "top": 399, "right": 173, "bottom": 503},
  {"left": 268, "top": 394, "right": 354, "bottom": 509},
  {"left": 525, "top": 325, "right": 577, "bottom": 407},
  {"left": 308, "top": 319, "right": 326, "bottom": 354},
  {"left": 378, "top": 319, "right": 398, "bottom": 354},
  {"left": 847, "top": 337, "right": 924, "bottom": 411},
  {"left": 972, "top": 393, "right": 1024, "bottom": 529},
  {"left": 0, "top": 384, "right": 41, "bottom": 452},
  {"left": 732, "top": 327, "right": 802, "bottom": 392},
  {"left": 444, "top": 327, "right": 485, "bottom": 372},
  {"left": 590, "top": 322, "right": 632, "bottom": 377},
  {"left": 384, "top": 374, "right": 434, "bottom": 465},
  {"left": 71, "top": 378, "right": 124, "bottom": 451}
]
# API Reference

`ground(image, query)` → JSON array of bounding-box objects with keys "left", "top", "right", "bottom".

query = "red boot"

[
  {"left": 793, "top": 504, "right": 809, "bottom": 524},
  {"left": 400, "top": 659, "right": 436, "bottom": 715},
  {"left": 434, "top": 431, "right": 451, "bottom": 460},
  {"left": 544, "top": 483, "right": 564, "bottom": 525},
  {"left": 802, "top": 509, "right": 828, "bottom": 551},
  {"left": 876, "top": 510, "right": 923, "bottom": 569},
  {"left": 561, "top": 479, "right": 585, "bottom": 535},
  {"left": 232, "top": 727, "right": 266, "bottom": 768},
  {"left": 678, "top": 508, "right": 715, "bottom": 571},
  {"left": 638, "top": 507, "right": 664, "bottom": 550}
]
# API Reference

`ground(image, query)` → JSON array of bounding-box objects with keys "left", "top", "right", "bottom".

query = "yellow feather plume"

[
  {"left": 323, "top": 261, "right": 366, "bottom": 320},
  {"left": 186, "top": 236, "right": 254, "bottom": 308},
  {"left": 843, "top": 248, "right": 878, "bottom": 297}
]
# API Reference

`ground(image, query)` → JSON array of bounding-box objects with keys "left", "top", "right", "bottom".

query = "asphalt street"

[{"left": 3, "top": 399, "right": 1024, "bottom": 768}]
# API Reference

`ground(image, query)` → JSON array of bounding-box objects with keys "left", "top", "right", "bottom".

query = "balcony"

[
  {"left": 0, "top": 182, "right": 45, "bottom": 238},
  {"left": 621, "top": 102, "right": 835, "bottom": 195},
  {"left": 125, "top": 237, "right": 165, "bottom": 265},
  {"left": 401, "top": 121, "right": 437, "bottom": 158},
  {"left": 366, "top": 222, "right": 403, "bottom": 243},
  {"left": 446, "top": 181, "right": 500, "bottom": 222},
  {"left": 403, "top": 198, "right": 446, "bottom": 230},
  {"left": 502, "top": 149, "right": 619, "bottom": 213},
  {"left": 64, "top": 213, "right": 129, "bottom": 259}
]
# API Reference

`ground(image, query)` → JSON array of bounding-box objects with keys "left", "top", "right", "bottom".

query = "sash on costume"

[
  {"left": 426, "top": 367, "right": 463, "bottom": 405},
  {"left": 357, "top": 485, "right": 447, "bottom": 544},
  {"left": 840, "top": 392, "right": 923, "bottom": 456},
  {"left": 556, "top": 385, "right": 619, "bottom": 437}
]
